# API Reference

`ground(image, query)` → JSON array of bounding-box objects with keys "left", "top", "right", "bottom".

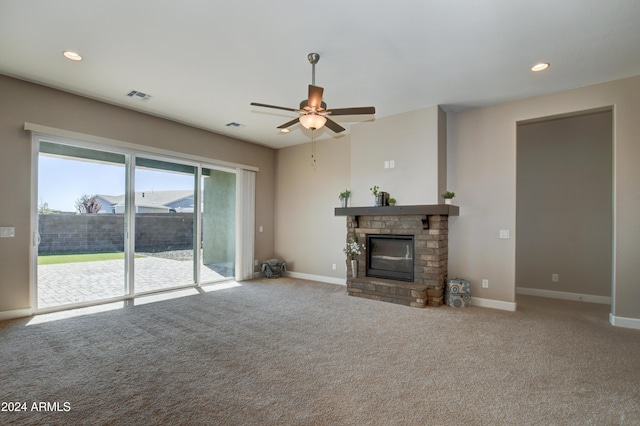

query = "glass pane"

[
  {"left": 134, "top": 158, "right": 197, "bottom": 292},
  {"left": 37, "top": 142, "right": 126, "bottom": 308},
  {"left": 201, "top": 167, "right": 236, "bottom": 281}
]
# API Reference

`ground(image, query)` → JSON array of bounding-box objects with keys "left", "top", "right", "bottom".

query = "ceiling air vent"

[
  {"left": 225, "top": 122, "right": 245, "bottom": 128},
  {"left": 126, "top": 90, "right": 152, "bottom": 101}
]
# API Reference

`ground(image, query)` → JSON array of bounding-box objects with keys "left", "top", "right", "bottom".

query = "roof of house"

[{"left": 97, "top": 190, "right": 193, "bottom": 209}]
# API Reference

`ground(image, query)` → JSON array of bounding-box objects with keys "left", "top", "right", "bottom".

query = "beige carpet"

[{"left": 1, "top": 277, "right": 639, "bottom": 425}]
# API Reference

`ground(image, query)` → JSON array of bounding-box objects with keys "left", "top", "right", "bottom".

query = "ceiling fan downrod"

[{"left": 307, "top": 53, "right": 320, "bottom": 85}]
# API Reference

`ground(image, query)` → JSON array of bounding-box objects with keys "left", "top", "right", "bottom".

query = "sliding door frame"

[{"left": 30, "top": 132, "right": 242, "bottom": 314}]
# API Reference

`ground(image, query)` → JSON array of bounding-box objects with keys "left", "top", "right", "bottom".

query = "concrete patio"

[{"left": 37, "top": 253, "right": 233, "bottom": 309}]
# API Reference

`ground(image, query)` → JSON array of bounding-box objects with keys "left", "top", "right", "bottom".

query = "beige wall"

[
  {"left": 273, "top": 105, "right": 447, "bottom": 281},
  {"left": 350, "top": 106, "right": 444, "bottom": 206},
  {"left": 437, "top": 106, "right": 448, "bottom": 199},
  {"left": 4, "top": 72, "right": 639, "bottom": 323},
  {"left": 448, "top": 75, "right": 640, "bottom": 320},
  {"left": 274, "top": 137, "right": 350, "bottom": 279},
  {"left": 0, "top": 75, "right": 275, "bottom": 314},
  {"left": 516, "top": 111, "right": 612, "bottom": 297}
]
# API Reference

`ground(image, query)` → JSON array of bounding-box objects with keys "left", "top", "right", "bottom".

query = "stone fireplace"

[{"left": 335, "top": 205, "right": 458, "bottom": 308}]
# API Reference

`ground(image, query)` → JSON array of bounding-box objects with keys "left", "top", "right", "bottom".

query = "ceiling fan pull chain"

[{"left": 311, "top": 133, "right": 317, "bottom": 171}]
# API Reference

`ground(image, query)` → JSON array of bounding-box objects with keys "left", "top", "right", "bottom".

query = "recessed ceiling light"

[
  {"left": 531, "top": 62, "right": 550, "bottom": 72},
  {"left": 280, "top": 129, "right": 290, "bottom": 133},
  {"left": 62, "top": 51, "right": 83, "bottom": 61}
]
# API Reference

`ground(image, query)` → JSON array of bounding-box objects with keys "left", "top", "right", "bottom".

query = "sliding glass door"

[
  {"left": 36, "top": 142, "right": 127, "bottom": 308},
  {"left": 133, "top": 157, "right": 197, "bottom": 292},
  {"left": 35, "top": 138, "right": 240, "bottom": 311}
]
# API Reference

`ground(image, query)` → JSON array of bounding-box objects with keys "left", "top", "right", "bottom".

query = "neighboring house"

[{"left": 95, "top": 190, "right": 195, "bottom": 214}]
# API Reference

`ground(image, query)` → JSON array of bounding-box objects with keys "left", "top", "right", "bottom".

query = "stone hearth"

[{"left": 335, "top": 205, "right": 458, "bottom": 308}]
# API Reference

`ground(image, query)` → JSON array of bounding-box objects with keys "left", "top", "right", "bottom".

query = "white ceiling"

[{"left": 1, "top": 0, "right": 640, "bottom": 149}]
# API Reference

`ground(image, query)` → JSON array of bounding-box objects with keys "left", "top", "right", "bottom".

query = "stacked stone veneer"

[{"left": 346, "top": 214, "right": 448, "bottom": 308}]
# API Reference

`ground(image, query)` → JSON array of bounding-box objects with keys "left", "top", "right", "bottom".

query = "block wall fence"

[{"left": 38, "top": 213, "right": 194, "bottom": 254}]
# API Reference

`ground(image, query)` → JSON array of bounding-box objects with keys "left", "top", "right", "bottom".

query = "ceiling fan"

[{"left": 250, "top": 53, "right": 376, "bottom": 133}]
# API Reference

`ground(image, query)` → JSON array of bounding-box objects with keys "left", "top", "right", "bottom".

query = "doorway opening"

[{"left": 515, "top": 109, "right": 613, "bottom": 307}]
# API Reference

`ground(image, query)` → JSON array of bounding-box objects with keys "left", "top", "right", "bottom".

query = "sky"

[{"left": 38, "top": 155, "right": 195, "bottom": 212}]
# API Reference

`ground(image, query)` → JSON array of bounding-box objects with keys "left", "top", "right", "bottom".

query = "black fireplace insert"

[{"left": 366, "top": 234, "right": 414, "bottom": 281}]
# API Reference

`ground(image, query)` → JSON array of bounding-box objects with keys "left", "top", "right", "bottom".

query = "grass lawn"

[{"left": 38, "top": 252, "right": 142, "bottom": 265}]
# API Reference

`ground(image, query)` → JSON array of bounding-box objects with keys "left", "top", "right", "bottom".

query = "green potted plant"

[
  {"left": 388, "top": 197, "right": 396, "bottom": 206},
  {"left": 442, "top": 191, "right": 455, "bottom": 205},
  {"left": 370, "top": 185, "right": 379, "bottom": 206},
  {"left": 339, "top": 189, "right": 351, "bottom": 208}
]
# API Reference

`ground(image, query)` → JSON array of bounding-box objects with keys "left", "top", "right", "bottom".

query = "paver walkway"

[{"left": 37, "top": 254, "right": 233, "bottom": 308}]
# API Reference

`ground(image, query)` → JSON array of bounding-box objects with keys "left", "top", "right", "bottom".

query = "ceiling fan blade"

[
  {"left": 277, "top": 117, "right": 300, "bottom": 129},
  {"left": 307, "top": 85, "right": 324, "bottom": 110},
  {"left": 324, "top": 117, "right": 346, "bottom": 133},
  {"left": 250, "top": 102, "right": 298, "bottom": 113},
  {"left": 327, "top": 106, "right": 376, "bottom": 116}
]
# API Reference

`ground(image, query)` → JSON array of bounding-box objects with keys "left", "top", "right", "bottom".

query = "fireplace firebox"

[{"left": 367, "top": 234, "right": 414, "bottom": 282}]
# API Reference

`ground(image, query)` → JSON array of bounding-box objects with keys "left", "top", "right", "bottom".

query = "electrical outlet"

[
  {"left": 0, "top": 227, "right": 15, "bottom": 238},
  {"left": 482, "top": 279, "right": 489, "bottom": 288},
  {"left": 332, "top": 264, "right": 337, "bottom": 270},
  {"left": 552, "top": 273, "right": 559, "bottom": 282},
  {"left": 254, "top": 259, "right": 259, "bottom": 266},
  {"left": 499, "top": 229, "right": 510, "bottom": 239}
]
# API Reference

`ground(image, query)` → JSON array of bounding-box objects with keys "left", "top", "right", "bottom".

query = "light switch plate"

[{"left": 1, "top": 227, "right": 15, "bottom": 238}]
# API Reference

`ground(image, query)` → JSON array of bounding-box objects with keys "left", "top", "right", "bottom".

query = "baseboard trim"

[
  {"left": 471, "top": 297, "right": 517, "bottom": 312},
  {"left": 0, "top": 308, "right": 32, "bottom": 322},
  {"left": 516, "top": 287, "right": 611, "bottom": 305},
  {"left": 609, "top": 313, "right": 640, "bottom": 330},
  {"left": 282, "top": 274, "right": 516, "bottom": 309},
  {"left": 283, "top": 271, "right": 346, "bottom": 286}
]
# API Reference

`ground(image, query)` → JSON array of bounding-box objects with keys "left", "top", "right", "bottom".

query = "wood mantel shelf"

[
  {"left": 335, "top": 204, "right": 459, "bottom": 217},
  {"left": 335, "top": 204, "right": 458, "bottom": 229}
]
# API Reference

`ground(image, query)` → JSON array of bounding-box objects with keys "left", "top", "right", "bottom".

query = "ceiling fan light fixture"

[{"left": 299, "top": 113, "right": 327, "bottom": 130}]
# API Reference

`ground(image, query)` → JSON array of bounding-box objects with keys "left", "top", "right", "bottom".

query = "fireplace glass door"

[{"left": 367, "top": 235, "right": 414, "bottom": 282}]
